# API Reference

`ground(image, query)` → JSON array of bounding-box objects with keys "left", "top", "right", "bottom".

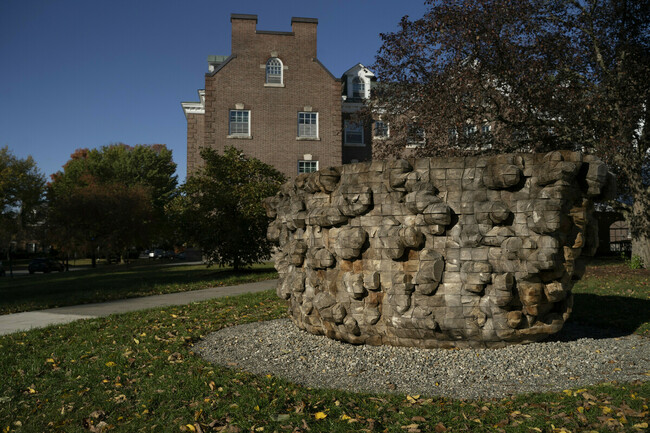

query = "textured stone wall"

[{"left": 264, "top": 151, "right": 615, "bottom": 348}]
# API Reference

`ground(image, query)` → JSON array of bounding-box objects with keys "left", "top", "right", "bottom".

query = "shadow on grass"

[
  {"left": 551, "top": 293, "right": 650, "bottom": 341},
  {"left": 0, "top": 263, "right": 277, "bottom": 314}
]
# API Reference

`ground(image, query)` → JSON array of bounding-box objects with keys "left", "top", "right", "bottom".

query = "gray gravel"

[{"left": 195, "top": 319, "right": 650, "bottom": 400}]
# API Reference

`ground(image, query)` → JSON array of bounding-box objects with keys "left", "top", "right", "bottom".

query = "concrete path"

[{"left": 0, "top": 279, "right": 278, "bottom": 336}]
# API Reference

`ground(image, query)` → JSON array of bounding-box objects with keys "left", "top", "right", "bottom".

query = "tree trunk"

[
  {"left": 630, "top": 200, "right": 650, "bottom": 269},
  {"left": 631, "top": 235, "right": 649, "bottom": 269}
]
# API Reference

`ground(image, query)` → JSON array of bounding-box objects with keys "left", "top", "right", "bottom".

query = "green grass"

[
  {"left": 571, "top": 257, "right": 650, "bottom": 336},
  {"left": 0, "top": 262, "right": 277, "bottom": 315},
  {"left": 0, "top": 258, "right": 648, "bottom": 432}
]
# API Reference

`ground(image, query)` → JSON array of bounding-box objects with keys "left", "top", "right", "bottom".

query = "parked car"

[
  {"left": 28, "top": 258, "right": 65, "bottom": 274},
  {"left": 149, "top": 249, "right": 164, "bottom": 259}
]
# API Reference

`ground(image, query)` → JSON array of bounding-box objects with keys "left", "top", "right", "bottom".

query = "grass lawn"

[
  {"left": 0, "top": 258, "right": 648, "bottom": 432},
  {"left": 0, "top": 261, "right": 277, "bottom": 315}
]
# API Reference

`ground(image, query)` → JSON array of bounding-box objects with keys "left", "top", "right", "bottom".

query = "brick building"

[{"left": 182, "top": 14, "right": 350, "bottom": 179}]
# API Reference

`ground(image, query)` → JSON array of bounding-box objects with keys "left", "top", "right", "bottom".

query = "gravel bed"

[{"left": 195, "top": 319, "right": 650, "bottom": 400}]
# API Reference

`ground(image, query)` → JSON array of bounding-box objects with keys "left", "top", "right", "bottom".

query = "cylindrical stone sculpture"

[{"left": 264, "top": 151, "right": 615, "bottom": 348}]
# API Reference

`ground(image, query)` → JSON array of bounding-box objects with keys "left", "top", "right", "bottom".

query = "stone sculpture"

[{"left": 263, "top": 151, "right": 615, "bottom": 348}]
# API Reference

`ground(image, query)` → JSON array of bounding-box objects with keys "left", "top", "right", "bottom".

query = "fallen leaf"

[
  {"left": 105, "top": 362, "right": 116, "bottom": 368},
  {"left": 411, "top": 416, "right": 426, "bottom": 422},
  {"left": 434, "top": 422, "right": 447, "bottom": 432},
  {"left": 314, "top": 412, "right": 327, "bottom": 420}
]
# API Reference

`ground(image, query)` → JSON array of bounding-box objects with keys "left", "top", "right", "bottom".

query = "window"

[
  {"left": 464, "top": 124, "right": 478, "bottom": 136},
  {"left": 298, "top": 160, "right": 318, "bottom": 174},
  {"left": 298, "top": 112, "right": 318, "bottom": 138},
  {"left": 352, "top": 77, "right": 365, "bottom": 99},
  {"left": 229, "top": 110, "right": 250, "bottom": 136},
  {"left": 481, "top": 124, "right": 492, "bottom": 134},
  {"left": 344, "top": 120, "right": 364, "bottom": 145},
  {"left": 406, "top": 124, "right": 426, "bottom": 147},
  {"left": 266, "top": 58, "right": 283, "bottom": 84},
  {"left": 374, "top": 120, "right": 389, "bottom": 138}
]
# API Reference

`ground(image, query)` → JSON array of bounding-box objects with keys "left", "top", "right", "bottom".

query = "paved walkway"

[{"left": 0, "top": 279, "right": 278, "bottom": 336}]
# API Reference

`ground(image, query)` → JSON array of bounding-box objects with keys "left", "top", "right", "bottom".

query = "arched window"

[
  {"left": 266, "top": 58, "right": 283, "bottom": 84},
  {"left": 352, "top": 77, "right": 365, "bottom": 99}
]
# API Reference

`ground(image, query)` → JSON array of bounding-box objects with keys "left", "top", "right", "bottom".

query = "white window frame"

[
  {"left": 406, "top": 125, "right": 426, "bottom": 148},
  {"left": 344, "top": 120, "right": 365, "bottom": 146},
  {"left": 298, "top": 160, "right": 319, "bottom": 174},
  {"left": 352, "top": 76, "right": 366, "bottom": 99},
  {"left": 373, "top": 120, "right": 389, "bottom": 138},
  {"left": 228, "top": 109, "right": 251, "bottom": 137},
  {"left": 265, "top": 58, "right": 283, "bottom": 85},
  {"left": 297, "top": 112, "right": 318, "bottom": 139}
]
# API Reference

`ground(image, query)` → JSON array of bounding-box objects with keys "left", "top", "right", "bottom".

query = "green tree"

[
  {"left": 171, "top": 147, "right": 285, "bottom": 270},
  {"left": 47, "top": 144, "right": 177, "bottom": 262},
  {"left": 371, "top": 0, "right": 649, "bottom": 266},
  {"left": 0, "top": 146, "right": 46, "bottom": 259}
]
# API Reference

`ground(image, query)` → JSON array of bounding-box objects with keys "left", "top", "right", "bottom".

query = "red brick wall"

[
  {"left": 196, "top": 16, "right": 341, "bottom": 180},
  {"left": 186, "top": 112, "right": 205, "bottom": 174}
]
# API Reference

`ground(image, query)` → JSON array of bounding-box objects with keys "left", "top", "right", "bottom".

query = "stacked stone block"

[{"left": 264, "top": 151, "right": 615, "bottom": 348}]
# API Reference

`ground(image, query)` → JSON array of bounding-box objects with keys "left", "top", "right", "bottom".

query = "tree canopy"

[
  {"left": 170, "top": 147, "right": 285, "bottom": 270},
  {"left": 371, "top": 0, "right": 649, "bottom": 265},
  {"left": 47, "top": 144, "right": 177, "bottom": 260},
  {"left": 0, "top": 146, "right": 46, "bottom": 254}
]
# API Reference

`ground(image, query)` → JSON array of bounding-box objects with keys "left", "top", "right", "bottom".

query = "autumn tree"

[
  {"left": 0, "top": 146, "right": 46, "bottom": 259},
  {"left": 170, "top": 147, "right": 285, "bottom": 270},
  {"left": 371, "top": 0, "right": 649, "bottom": 266},
  {"left": 47, "top": 144, "right": 177, "bottom": 261}
]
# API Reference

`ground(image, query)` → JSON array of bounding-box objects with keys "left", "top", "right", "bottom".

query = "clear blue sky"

[{"left": 0, "top": 0, "right": 428, "bottom": 183}]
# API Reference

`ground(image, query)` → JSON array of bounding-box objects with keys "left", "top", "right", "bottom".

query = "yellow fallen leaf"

[
  {"left": 341, "top": 414, "right": 351, "bottom": 421},
  {"left": 171, "top": 314, "right": 178, "bottom": 318},
  {"left": 314, "top": 412, "right": 327, "bottom": 420},
  {"left": 28, "top": 388, "right": 36, "bottom": 394},
  {"left": 254, "top": 405, "right": 260, "bottom": 411},
  {"left": 633, "top": 423, "right": 648, "bottom": 429},
  {"left": 105, "top": 361, "right": 116, "bottom": 367},
  {"left": 46, "top": 358, "right": 55, "bottom": 363},
  {"left": 577, "top": 407, "right": 584, "bottom": 413},
  {"left": 134, "top": 338, "right": 140, "bottom": 345},
  {"left": 406, "top": 395, "right": 420, "bottom": 404},
  {"left": 185, "top": 424, "right": 196, "bottom": 432},
  {"left": 601, "top": 406, "right": 613, "bottom": 414}
]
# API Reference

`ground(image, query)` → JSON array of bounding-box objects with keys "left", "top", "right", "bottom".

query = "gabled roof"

[{"left": 341, "top": 63, "right": 375, "bottom": 78}]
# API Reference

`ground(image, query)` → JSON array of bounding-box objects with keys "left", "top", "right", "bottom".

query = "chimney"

[
  {"left": 231, "top": 14, "right": 257, "bottom": 53},
  {"left": 291, "top": 17, "right": 318, "bottom": 57}
]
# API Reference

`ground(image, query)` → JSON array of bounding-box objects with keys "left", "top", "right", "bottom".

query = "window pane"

[
  {"left": 345, "top": 121, "right": 363, "bottom": 144},
  {"left": 229, "top": 110, "right": 249, "bottom": 135},
  {"left": 298, "top": 112, "right": 317, "bottom": 137},
  {"left": 352, "top": 77, "right": 365, "bottom": 98},
  {"left": 374, "top": 121, "right": 388, "bottom": 137},
  {"left": 298, "top": 160, "right": 318, "bottom": 173},
  {"left": 266, "top": 58, "right": 282, "bottom": 84}
]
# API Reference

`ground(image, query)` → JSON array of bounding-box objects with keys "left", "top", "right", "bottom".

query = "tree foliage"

[
  {"left": 371, "top": 0, "right": 649, "bottom": 266},
  {"left": 47, "top": 144, "right": 177, "bottom": 259},
  {"left": 0, "top": 146, "right": 46, "bottom": 253},
  {"left": 171, "top": 147, "right": 285, "bottom": 270}
]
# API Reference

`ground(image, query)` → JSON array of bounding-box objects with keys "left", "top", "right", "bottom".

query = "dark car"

[{"left": 28, "top": 258, "right": 64, "bottom": 274}]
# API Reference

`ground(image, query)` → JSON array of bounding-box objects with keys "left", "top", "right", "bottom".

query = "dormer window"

[
  {"left": 266, "top": 58, "right": 283, "bottom": 84},
  {"left": 352, "top": 77, "right": 365, "bottom": 99}
]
